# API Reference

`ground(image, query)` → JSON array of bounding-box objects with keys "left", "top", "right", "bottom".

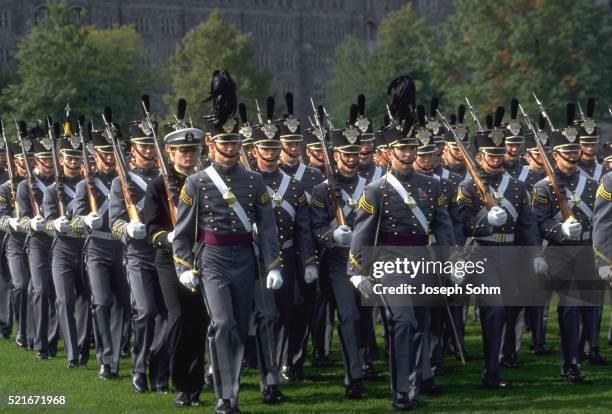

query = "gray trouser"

[
  {"left": 0, "top": 234, "right": 13, "bottom": 337},
  {"left": 326, "top": 251, "right": 363, "bottom": 384},
  {"left": 253, "top": 278, "right": 281, "bottom": 390},
  {"left": 6, "top": 235, "right": 29, "bottom": 343},
  {"left": 200, "top": 244, "right": 255, "bottom": 402},
  {"left": 125, "top": 253, "right": 168, "bottom": 386},
  {"left": 87, "top": 238, "right": 130, "bottom": 373},
  {"left": 52, "top": 238, "right": 91, "bottom": 363},
  {"left": 28, "top": 234, "right": 59, "bottom": 353}
]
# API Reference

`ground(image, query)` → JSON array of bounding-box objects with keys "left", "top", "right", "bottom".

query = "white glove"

[
  {"left": 350, "top": 275, "right": 374, "bottom": 298},
  {"left": 53, "top": 216, "right": 70, "bottom": 233},
  {"left": 450, "top": 263, "right": 465, "bottom": 285},
  {"left": 84, "top": 213, "right": 103, "bottom": 230},
  {"left": 30, "top": 215, "right": 45, "bottom": 232},
  {"left": 487, "top": 206, "right": 507, "bottom": 227},
  {"left": 561, "top": 218, "right": 582, "bottom": 239},
  {"left": 598, "top": 266, "right": 612, "bottom": 281},
  {"left": 126, "top": 219, "right": 146, "bottom": 240},
  {"left": 304, "top": 265, "right": 319, "bottom": 284},
  {"left": 8, "top": 217, "right": 19, "bottom": 232},
  {"left": 266, "top": 269, "right": 283, "bottom": 290},
  {"left": 167, "top": 231, "right": 175, "bottom": 244},
  {"left": 179, "top": 270, "right": 198, "bottom": 290},
  {"left": 533, "top": 256, "right": 548, "bottom": 274},
  {"left": 333, "top": 225, "right": 353, "bottom": 247}
]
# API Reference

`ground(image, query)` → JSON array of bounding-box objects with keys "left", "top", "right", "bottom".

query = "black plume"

[
  {"left": 18, "top": 121, "right": 27, "bottom": 136},
  {"left": 566, "top": 103, "right": 575, "bottom": 126},
  {"left": 177, "top": 98, "right": 187, "bottom": 120},
  {"left": 266, "top": 96, "right": 275, "bottom": 121},
  {"left": 285, "top": 93, "right": 294, "bottom": 116},
  {"left": 510, "top": 98, "right": 519, "bottom": 119},
  {"left": 450, "top": 114, "right": 457, "bottom": 125},
  {"left": 458, "top": 105, "right": 466, "bottom": 124},
  {"left": 52, "top": 122, "right": 61, "bottom": 139},
  {"left": 430, "top": 97, "right": 439, "bottom": 118},
  {"left": 388, "top": 75, "right": 415, "bottom": 123},
  {"left": 586, "top": 97, "right": 595, "bottom": 118},
  {"left": 416, "top": 104, "right": 426, "bottom": 126},
  {"left": 486, "top": 115, "right": 493, "bottom": 130},
  {"left": 205, "top": 69, "right": 237, "bottom": 127},
  {"left": 141, "top": 94, "right": 150, "bottom": 115},
  {"left": 238, "top": 103, "right": 248, "bottom": 124},
  {"left": 357, "top": 94, "right": 365, "bottom": 116},
  {"left": 400, "top": 111, "right": 415, "bottom": 136},
  {"left": 349, "top": 104, "right": 358, "bottom": 125},
  {"left": 103, "top": 106, "right": 112, "bottom": 123},
  {"left": 494, "top": 106, "right": 505, "bottom": 127},
  {"left": 538, "top": 113, "right": 546, "bottom": 130}
]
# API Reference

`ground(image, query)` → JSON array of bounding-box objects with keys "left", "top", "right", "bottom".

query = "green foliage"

[
  {"left": 1, "top": 1, "right": 155, "bottom": 131},
  {"left": 165, "top": 10, "right": 272, "bottom": 122},
  {"left": 327, "top": 0, "right": 612, "bottom": 127}
]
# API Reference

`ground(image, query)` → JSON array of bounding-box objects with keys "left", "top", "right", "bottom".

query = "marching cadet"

[
  {"left": 0, "top": 137, "right": 11, "bottom": 339},
  {"left": 0, "top": 142, "right": 33, "bottom": 348},
  {"left": 310, "top": 104, "right": 366, "bottom": 399},
  {"left": 603, "top": 143, "right": 612, "bottom": 171},
  {"left": 172, "top": 69, "right": 281, "bottom": 414},
  {"left": 250, "top": 97, "right": 318, "bottom": 402},
  {"left": 374, "top": 125, "right": 390, "bottom": 168},
  {"left": 143, "top": 121, "right": 208, "bottom": 407},
  {"left": 443, "top": 112, "right": 470, "bottom": 181},
  {"left": 456, "top": 107, "right": 540, "bottom": 389},
  {"left": 274, "top": 94, "right": 328, "bottom": 378},
  {"left": 593, "top": 170, "right": 612, "bottom": 345},
  {"left": 532, "top": 103, "right": 599, "bottom": 382},
  {"left": 43, "top": 123, "right": 91, "bottom": 368},
  {"left": 74, "top": 128, "right": 130, "bottom": 380},
  {"left": 109, "top": 119, "right": 168, "bottom": 392},
  {"left": 16, "top": 123, "right": 59, "bottom": 360},
  {"left": 356, "top": 95, "right": 384, "bottom": 183},
  {"left": 302, "top": 127, "right": 327, "bottom": 174},
  {"left": 348, "top": 76, "right": 455, "bottom": 409},
  {"left": 503, "top": 99, "right": 528, "bottom": 179}
]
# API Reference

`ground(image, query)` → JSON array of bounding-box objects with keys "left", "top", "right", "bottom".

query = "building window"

[
  {"left": 365, "top": 21, "right": 377, "bottom": 42},
  {"left": 0, "top": 10, "right": 10, "bottom": 29},
  {"left": 102, "top": 15, "right": 113, "bottom": 29},
  {"left": 0, "top": 48, "right": 11, "bottom": 64},
  {"left": 135, "top": 16, "right": 150, "bottom": 34},
  {"left": 160, "top": 16, "right": 176, "bottom": 34}
]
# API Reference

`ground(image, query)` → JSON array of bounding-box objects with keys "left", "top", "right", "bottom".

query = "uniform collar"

[
  {"left": 280, "top": 161, "right": 300, "bottom": 175},
  {"left": 213, "top": 161, "right": 239, "bottom": 176}
]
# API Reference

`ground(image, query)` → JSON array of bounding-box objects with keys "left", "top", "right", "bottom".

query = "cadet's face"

[
  {"left": 525, "top": 151, "right": 543, "bottom": 170},
  {"left": 505, "top": 143, "right": 522, "bottom": 158},
  {"left": 209, "top": 141, "right": 240, "bottom": 165},
  {"left": 60, "top": 155, "right": 82, "bottom": 175},
  {"left": 170, "top": 146, "right": 200, "bottom": 170},
  {"left": 445, "top": 144, "right": 463, "bottom": 162},
  {"left": 581, "top": 143, "right": 597, "bottom": 157},
  {"left": 392, "top": 146, "right": 417, "bottom": 164},
  {"left": 35, "top": 156, "right": 54, "bottom": 176},
  {"left": 436, "top": 143, "right": 445, "bottom": 156},
  {"left": 553, "top": 150, "right": 580, "bottom": 172},
  {"left": 307, "top": 147, "right": 324, "bottom": 166},
  {"left": 334, "top": 151, "right": 359, "bottom": 175},
  {"left": 95, "top": 151, "right": 116, "bottom": 173},
  {"left": 359, "top": 142, "right": 374, "bottom": 163},
  {"left": 415, "top": 153, "right": 434, "bottom": 171},
  {"left": 281, "top": 142, "right": 301, "bottom": 158},
  {"left": 132, "top": 144, "right": 157, "bottom": 167},
  {"left": 14, "top": 157, "right": 31, "bottom": 175},
  {"left": 605, "top": 159, "right": 612, "bottom": 170},
  {"left": 480, "top": 153, "right": 504, "bottom": 171}
]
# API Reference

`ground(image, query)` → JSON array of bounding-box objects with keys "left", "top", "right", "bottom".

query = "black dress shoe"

[
  {"left": 482, "top": 377, "right": 512, "bottom": 390},
  {"left": 363, "top": 362, "right": 377, "bottom": 380},
  {"left": 154, "top": 385, "right": 169, "bottom": 393},
  {"left": 262, "top": 385, "right": 284, "bottom": 404},
  {"left": 78, "top": 354, "right": 89, "bottom": 366},
  {"left": 36, "top": 351, "right": 49, "bottom": 360},
  {"left": 281, "top": 365, "right": 296, "bottom": 382},
  {"left": 312, "top": 353, "right": 335, "bottom": 367},
  {"left": 66, "top": 360, "right": 79, "bottom": 368},
  {"left": 534, "top": 344, "right": 552, "bottom": 356},
  {"left": 48, "top": 348, "right": 57, "bottom": 358},
  {"left": 345, "top": 379, "right": 363, "bottom": 399},
  {"left": 205, "top": 372, "right": 214, "bottom": 388},
  {"left": 15, "top": 336, "right": 25, "bottom": 348},
  {"left": 421, "top": 378, "right": 442, "bottom": 396},
  {"left": 563, "top": 367, "right": 584, "bottom": 383},
  {"left": 501, "top": 355, "right": 521, "bottom": 368},
  {"left": 98, "top": 364, "right": 114, "bottom": 380},
  {"left": 392, "top": 392, "right": 419, "bottom": 410},
  {"left": 587, "top": 349, "right": 607, "bottom": 365},
  {"left": 175, "top": 392, "right": 191, "bottom": 407},
  {"left": 215, "top": 399, "right": 233, "bottom": 414},
  {"left": 190, "top": 391, "right": 201, "bottom": 406},
  {"left": 132, "top": 373, "right": 148, "bottom": 393}
]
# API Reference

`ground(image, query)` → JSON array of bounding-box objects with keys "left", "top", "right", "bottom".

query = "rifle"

[
  {"left": 1, "top": 119, "right": 19, "bottom": 217},
  {"left": 577, "top": 102, "right": 586, "bottom": 122},
  {"left": 436, "top": 109, "right": 498, "bottom": 209},
  {"left": 77, "top": 116, "right": 98, "bottom": 214},
  {"left": 465, "top": 97, "right": 483, "bottom": 132},
  {"left": 254, "top": 99, "right": 264, "bottom": 124},
  {"left": 237, "top": 103, "right": 254, "bottom": 171},
  {"left": 141, "top": 94, "right": 177, "bottom": 225},
  {"left": 532, "top": 92, "right": 556, "bottom": 132},
  {"left": 15, "top": 120, "right": 40, "bottom": 217},
  {"left": 519, "top": 104, "right": 574, "bottom": 220},
  {"left": 47, "top": 118, "right": 66, "bottom": 217},
  {"left": 310, "top": 97, "right": 346, "bottom": 226},
  {"left": 102, "top": 106, "right": 140, "bottom": 221}
]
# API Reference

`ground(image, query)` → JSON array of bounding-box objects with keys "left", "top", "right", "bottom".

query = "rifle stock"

[{"left": 48, "top": 120, "right": 66, "bottom": 217}]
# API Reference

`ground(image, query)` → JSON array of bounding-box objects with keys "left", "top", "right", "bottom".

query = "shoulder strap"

[{"left": 205, "top": 165, "right": 252, "bottom": 232}]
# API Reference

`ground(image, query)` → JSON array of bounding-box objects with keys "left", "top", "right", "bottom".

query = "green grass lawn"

[{"left": 2, "top": 306, "right": 612, "bottom": 413}]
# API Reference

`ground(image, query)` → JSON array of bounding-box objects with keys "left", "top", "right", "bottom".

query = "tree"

[
  {"left": 433, "top": 0, "right": 612, "bottom": 124},
  {"left": 1, "top": 1, "right": 155, "bottom": 129},
  {"left": 165, "top": 10, "right": 272, "bottom": 120},
  {"left": 326, "top": 4, "right": 438, "bottom": 126}
]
